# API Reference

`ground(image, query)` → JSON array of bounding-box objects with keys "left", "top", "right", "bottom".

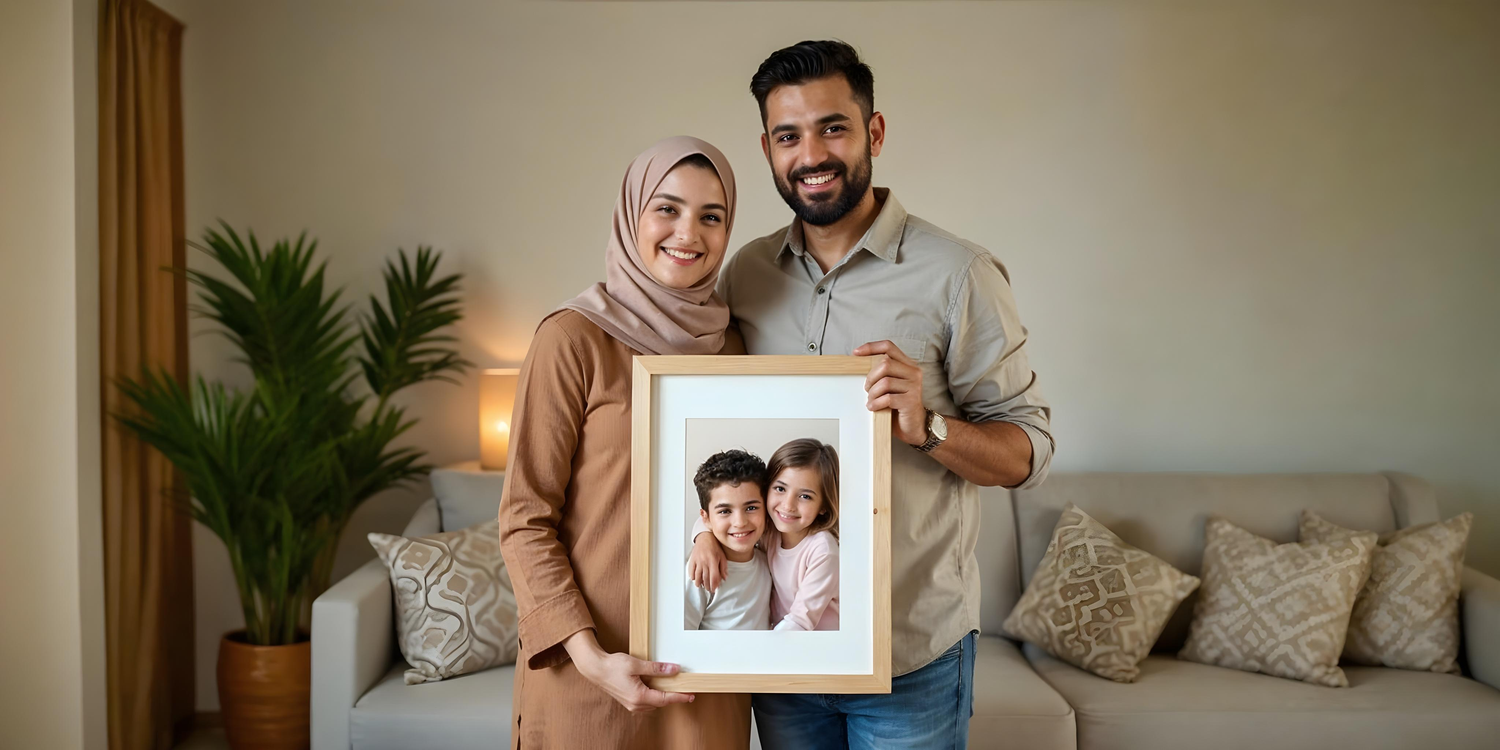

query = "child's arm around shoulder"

[{"left": 688, "top": 516, "right": 729, "bottom": 592}]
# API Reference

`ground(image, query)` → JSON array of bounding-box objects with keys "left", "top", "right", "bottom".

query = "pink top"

[
  {"left": 762, "top": 527, "right": 840, "bottom": 632},
  {"left": 690, "top": 521, "right": 840, "bottom": 631}
]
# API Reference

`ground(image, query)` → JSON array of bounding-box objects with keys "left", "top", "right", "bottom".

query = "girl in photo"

[{"left": 761, "top": 438, "right": 841, "bottom": 631}]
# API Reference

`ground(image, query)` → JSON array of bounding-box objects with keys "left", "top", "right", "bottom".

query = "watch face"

[{"left": 931, "top": 413, "right": 948, "bottom": 440}]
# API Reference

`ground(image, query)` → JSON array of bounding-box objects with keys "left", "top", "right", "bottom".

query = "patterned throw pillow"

[
  {"left": 1179, "top": 517, "right": 1376, "bottom": 687},
  {"left": 369, "top": 518, "right": 518, "bottom": 684},
  {"left": 1300, "top": 511, "right": 1472, "bottom": 673},
  {"left": 1003, "top": 504, "right": 1201, "bottom": 682}
]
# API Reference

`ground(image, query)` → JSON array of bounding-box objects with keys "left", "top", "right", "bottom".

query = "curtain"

[{"left": 99, "top": 1, "right": 194, "bottom": 748}]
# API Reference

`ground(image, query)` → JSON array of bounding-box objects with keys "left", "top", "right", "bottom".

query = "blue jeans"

[{"left": 752, "top": 632, "right": 977, "bottom": 750}]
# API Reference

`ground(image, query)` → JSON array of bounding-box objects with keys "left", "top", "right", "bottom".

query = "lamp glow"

[{"left": 480, "top": 369, "right": 519, "bottom": 470}]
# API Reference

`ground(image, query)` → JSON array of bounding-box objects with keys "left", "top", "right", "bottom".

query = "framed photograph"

[{"left": 629, "top": 355, "right": 892, "bottom": 693}]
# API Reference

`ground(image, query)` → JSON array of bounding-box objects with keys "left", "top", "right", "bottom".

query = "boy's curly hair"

[{"left": 693, "top": 449, "right": 768, "bottom": 511}]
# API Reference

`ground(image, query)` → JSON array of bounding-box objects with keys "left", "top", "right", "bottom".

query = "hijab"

[{"left": 560, "top": 136, "right": 737, "bottom": 355}]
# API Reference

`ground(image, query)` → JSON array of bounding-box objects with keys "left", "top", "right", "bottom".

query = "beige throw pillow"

[
  {"left": 369, "top": 518, "right": 519, "bottom": 684},
  {"left": 1003, "top": 504, "right": 1201, "bottom": 682},
  {"left": 1300, "top": 511, "right": 1471, "bottom": 673},
  {"left": 1179, "top": 517, "right": 1376, "bottom": 687}
]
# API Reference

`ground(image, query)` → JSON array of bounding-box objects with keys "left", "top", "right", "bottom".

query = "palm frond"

[
  {"left": 358, "top": 246, "right": 473, "bottom": 400},
  {"left": 191, "top": 221, "right": 357, "bottom": 407}
]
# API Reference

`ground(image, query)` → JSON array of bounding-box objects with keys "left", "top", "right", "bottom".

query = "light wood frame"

[{"left": 630, "top": 355, "right": 892, "bottom": 693}]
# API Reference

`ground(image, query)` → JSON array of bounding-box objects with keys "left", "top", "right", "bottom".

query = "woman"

[{"left": 499, "top": 136, "right": 748, "bottom": 749}]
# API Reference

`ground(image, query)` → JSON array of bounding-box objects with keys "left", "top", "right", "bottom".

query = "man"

[{"left": 692, "top": 40, "right": 1054, "bottom": 748}]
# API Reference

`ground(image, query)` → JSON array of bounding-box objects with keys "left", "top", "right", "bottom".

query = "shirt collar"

[{"left": 778, "top": 188, "right": 906, "bottom": 264}]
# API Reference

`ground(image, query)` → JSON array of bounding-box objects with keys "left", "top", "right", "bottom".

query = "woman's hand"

[
  {"left": 564, "top": 630, "right": 694, "bottom": 713},
  {"left": 687, "top": 531, "right": 729, "bottom": 593}
]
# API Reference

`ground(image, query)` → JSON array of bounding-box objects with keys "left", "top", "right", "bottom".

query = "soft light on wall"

[{"left": 480, "top": 368, "right": 519, "bottom": 470}]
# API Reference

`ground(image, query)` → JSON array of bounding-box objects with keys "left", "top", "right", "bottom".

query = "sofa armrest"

[
  {"left": 1461, "top": 566, "right": 1500, "bottom": 691},
  {"left": 311, "top": 557, "right": 397, "bottom": 750}
]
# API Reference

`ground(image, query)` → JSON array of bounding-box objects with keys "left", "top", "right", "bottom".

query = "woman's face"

[{"left": 636, "top": 163, "right": 729, "bottom": 290}]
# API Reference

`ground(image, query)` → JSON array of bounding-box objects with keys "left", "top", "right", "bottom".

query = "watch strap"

[{"left": 917, "top": 409, "right": 945, "bottom": 453}]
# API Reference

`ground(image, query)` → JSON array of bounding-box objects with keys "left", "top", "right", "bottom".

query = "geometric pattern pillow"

[
  {"left": 369, "top": 518, "right": 518, "bottom": 684},
  {"left": 1300, "top": 511, "right": 1472, "bottom": 674},
  {"left": 1178, "top": 517, "right": 1376, "bottom": 687},
  {"left": 1004, "top": 504, "right": 1201, "bottom": 682}
]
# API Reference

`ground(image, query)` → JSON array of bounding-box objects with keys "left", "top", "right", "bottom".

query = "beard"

[{"left": 773, "top": 143, "right": 874, "bottom": 227}]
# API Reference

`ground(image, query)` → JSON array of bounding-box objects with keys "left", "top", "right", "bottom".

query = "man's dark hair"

[
  {"left": 750, "top": 40, "right": 875, "bottom": 127},
  {"left": 693, "top": 449, "right": 767, "bottom": 511}
]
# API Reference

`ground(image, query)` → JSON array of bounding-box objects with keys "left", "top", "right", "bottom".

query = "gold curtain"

[{"left": 99, "top": 1, "right": 194, "bottom": 748}]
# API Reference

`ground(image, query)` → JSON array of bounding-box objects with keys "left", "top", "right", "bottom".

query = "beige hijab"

[{"left": 561, "top": 136, "right": 736, "bottom": 355}]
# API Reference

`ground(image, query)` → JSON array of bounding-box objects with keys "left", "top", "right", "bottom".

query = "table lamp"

[{"left": 479, "top": 368, "right": 519, "bottom": 470}]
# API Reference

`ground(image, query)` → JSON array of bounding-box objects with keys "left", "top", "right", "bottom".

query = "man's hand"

[
  {"left": 687, "top": 531, "right": 728, "bottom": 593},
  {"left": 854, "top": 340, "right": 926, "bottom": 445},
  {"left": 564, "top": 630, "right": 694, "bottom": 713}
]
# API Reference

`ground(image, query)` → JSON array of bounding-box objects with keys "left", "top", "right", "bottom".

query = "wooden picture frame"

[{"left": 630, "top": 355, "right": 892, "bottom": 693}]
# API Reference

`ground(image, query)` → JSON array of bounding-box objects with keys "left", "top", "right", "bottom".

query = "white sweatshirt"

[{"left": 683, "top": 548, "right": 772, "bottom": 631}]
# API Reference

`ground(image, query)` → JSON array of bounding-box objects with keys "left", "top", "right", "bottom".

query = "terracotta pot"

[{"left": 217, "top": 630, "right": 311, "bottom": 750}]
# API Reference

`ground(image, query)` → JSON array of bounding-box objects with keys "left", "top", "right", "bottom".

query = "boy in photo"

[{"left": 684, "top": 449, "right": 773, "bottom": 630}]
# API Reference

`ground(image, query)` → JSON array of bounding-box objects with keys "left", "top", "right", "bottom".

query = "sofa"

[{"left": 312, "top": 470, "right": 1500, "bottom": 750}]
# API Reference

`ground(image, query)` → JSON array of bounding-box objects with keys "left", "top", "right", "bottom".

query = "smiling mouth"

[
  {"left": 775, "top": 511, "right": 801, "bottom": 524},
  {"left": 727, "top": 530, "right": 754, "bottom": 540},
  {"left": 660, "top": 246, "right": 703, "bottom": 265},
  {"left": 799, "top": 171, "right": 839, "bottom": 189}
]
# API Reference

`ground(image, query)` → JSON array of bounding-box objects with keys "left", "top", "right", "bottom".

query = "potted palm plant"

[{"left": 116, "top": 222, "right": 470, "bottom": 749}]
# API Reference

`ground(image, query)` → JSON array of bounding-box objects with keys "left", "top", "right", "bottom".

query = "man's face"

[
  {"left": 700, "top": 481, "right": 765, "bottom": 562},
  {"left": 760, "top": 76, "right": 885, "bottom": 227}
]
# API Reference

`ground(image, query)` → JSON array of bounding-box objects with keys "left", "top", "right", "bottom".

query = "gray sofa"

[{"left": 312, "top": 471, "right": 1500, "bottom": 750}]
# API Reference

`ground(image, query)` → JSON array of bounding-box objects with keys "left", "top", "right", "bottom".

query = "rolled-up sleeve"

[
  {"left": 943, "top": 254, "right": 1054, "bottom": 488},
  {"left": 498, "top": 317, "right": 597, "bottom": 670}
]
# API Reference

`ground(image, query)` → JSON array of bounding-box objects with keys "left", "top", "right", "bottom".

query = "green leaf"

[
  {"left": 358, "top": 246, "right": 473, "bottom": 401},
  {"left": 112, "top": 224, "right": 471, "bottom": 645}
]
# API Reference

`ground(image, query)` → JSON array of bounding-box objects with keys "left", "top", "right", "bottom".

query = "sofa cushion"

[
  {"left": 368, "top": 518, "right": 519, "bottom": 684},
  {"left": 1178, "top": 517, "right": 1376, "bottom": 687},
  {"left": 1003, "top": 505, "right": 1199, "bottom": 682},
  {"left": 430, "top": 462, "right": 506, "bottom": 532},
  {"left": 1025, "top": 643, "right": 1500, "bottom": 750},
  {"left": 351, "top": 664, "right": 514, "bottom": 750},
  {"left": 1301, "top": 510, "right": 1472, "bottom": 674},
  {"left": 1013, "top": 473, "right": 1397, "bottom": 651},
  {"left": 970, "top": 636, "right": 1077, "bottom": 750}
]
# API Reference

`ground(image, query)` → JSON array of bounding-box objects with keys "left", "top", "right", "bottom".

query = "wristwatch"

[{"left": 917, "top": 409, "right": 949, "bottom": 453}]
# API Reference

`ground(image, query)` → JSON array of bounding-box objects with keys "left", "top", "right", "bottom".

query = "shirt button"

[
  {"left": 807, "top": 343, "right": 817, "bottom": 351},
  {"left": 817, "top": 287, "right": 826, "bottom": 295}
]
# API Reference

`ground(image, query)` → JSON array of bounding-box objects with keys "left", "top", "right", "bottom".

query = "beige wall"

[
  {"left": 0, "top": 0, "right": 106, "bottom": 747},
  {"left": 161, "top": 0, "right": 1500, "bottom": 709}
]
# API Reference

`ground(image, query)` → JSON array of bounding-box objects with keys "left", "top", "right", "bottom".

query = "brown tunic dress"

[{"left": 499, "top": 309, "right": 749, "bottom": 749}]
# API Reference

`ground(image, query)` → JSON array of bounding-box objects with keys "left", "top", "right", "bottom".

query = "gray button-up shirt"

[{"left": 719, "top": 188, "right": 1054, "bottom": 676}]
